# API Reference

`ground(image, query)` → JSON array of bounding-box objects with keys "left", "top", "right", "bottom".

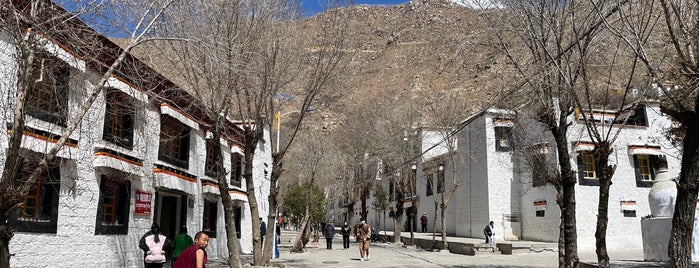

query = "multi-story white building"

[
  {"left": 415, "top": 104, "right": 680, "bottom": 251},
  {"left": 0, "top": 4, "right": 270, "bottom": 268}
]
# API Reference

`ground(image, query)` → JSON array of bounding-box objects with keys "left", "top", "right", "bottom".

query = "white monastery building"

[
  {"left": 0, "top": 2, "right": 271, "bottom": 267},
  {"left": 415, "top": 104, "right": 680, "bottom": 251}
]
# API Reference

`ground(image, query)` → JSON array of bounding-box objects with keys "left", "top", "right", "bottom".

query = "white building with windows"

[
  {"left": 415, "top": 105, "right": 680, "bottom": 251},
  {"left": 0, "top": 3, "right": 270, "bottom": 267}
]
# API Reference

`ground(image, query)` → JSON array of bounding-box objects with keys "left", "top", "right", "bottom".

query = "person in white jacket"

[{"left": 139, "top": 223, "right": 171, "bottom": 268}]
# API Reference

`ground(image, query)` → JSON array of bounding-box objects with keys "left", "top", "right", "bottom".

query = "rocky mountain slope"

[{"left": 298, "top": 0, "right": 514, "bottom": 128}]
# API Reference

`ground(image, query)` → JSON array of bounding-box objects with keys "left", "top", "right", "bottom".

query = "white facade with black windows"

[
  {"left": 413, "top": 104, "right": 679, "bottom": 251},
  {"left": 0, "top": 12, "right": 271, "bottom": 268}
]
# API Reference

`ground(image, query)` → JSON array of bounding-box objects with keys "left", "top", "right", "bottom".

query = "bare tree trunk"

[
  {"left": 432, "top": 200, "right": 437, "bottom": 250},
  {"left": 553, "top": 123, "right": 579, "bottom": 268},
  {"left": 393, "top": 214, "right": 403, "bottom": 244},
  {"left": 211, "top": 130, "right": 244, "bottom": 268},
  {"left": 263, "top": 153, "right": 283, "bottom": 263},
  {"left": 242, "top": 129, "right": 264, "bottom": 265},
  {"left": 670, "top": 119, "right": 699, "bottom": 267},
  {"left": 440, "top": 203, "right": 447, "bottom": 250},
  {"left": 408, "top": 207, "right": 414, "bottom": 246},
  {"left": 221, "top": 198, "right": 243, "bottom": 268},
  {"left": 594, "top": 143, "right": 614, "bottom": 268},
  {"left": 291, "top": 213, "right": 310, "bottom": 253},
  {"left": 291, "top": 173, "right": 316, "bottom": 253}
]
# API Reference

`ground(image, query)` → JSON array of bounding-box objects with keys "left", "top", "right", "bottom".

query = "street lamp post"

[
  {"left": 432, "top": 162, "right": 444, "bottom": 251},
  {"left": 409, "top": 162, "right": 417, "bottom": 247}
]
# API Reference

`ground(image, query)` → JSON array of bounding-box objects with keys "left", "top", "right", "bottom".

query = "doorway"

[{"left": 155, "top": 191, "right": 187, "bottom": 241}]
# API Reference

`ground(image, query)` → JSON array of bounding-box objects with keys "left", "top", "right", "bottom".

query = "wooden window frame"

[
  {"left": 205, "top": 140, "right": 218, "bottom": 178},
  {"left": 9, "top": 158, "right": 61, "bottom": 233},
  {"left": 27, "top": 53, "right": 70, "bottom": 127},
  {"left": 158, "top": 115, "right": 190, "bottom": 169},
  {"left": 230, "top": 153, "right": 243, "bottom": 187},
  {"left": 577, "top": 152, "right": 600, "bottom": 186},
  {"left": 425, "top": 174, "right": 433, "bottom": 197},
  {"left": 495, "top": 126, "right": 513, "bottom": 152},
  {"left": 95, "top": 175, "right": 131, "bottom": 235},
  {"left": 203, "top": 199, "right": 218, "bottom": 238},
  {"left": 103, "top": 89, "right": 135, "bottom": 149}
]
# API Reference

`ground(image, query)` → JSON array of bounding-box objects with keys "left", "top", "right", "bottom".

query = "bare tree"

[
  {"left": 488, "top": 1, "right": 650, "bottom": 266},
  {"left": 602, "top": 0, "right": 699, "bottom": 266},
  {"left": 284, "top": 130, "right": 342, "bottom": 252},
  {"left": 423, "top": 90, "right": 471, "bottom": 250},
  {"left": 0, "top": 1, "right": 174, "bottom": 267},
  {"left": 149, "top": 0, "right": 348, "bottom": 265}
]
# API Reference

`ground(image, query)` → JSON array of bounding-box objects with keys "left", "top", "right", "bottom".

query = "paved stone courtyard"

[{"left": 199, "top": 230, "right": 671, "bottom": 268}]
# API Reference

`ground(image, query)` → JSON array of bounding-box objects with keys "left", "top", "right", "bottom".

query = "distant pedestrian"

[
  {"left": 323, "top": 220, "right": 335, "bottom": 249},
  {"left": 171, "top": 225, "right": 194, "bottom": 265},
  {"left": 139, "top": 223, "right": 171, "bottom": 268},
  {"left": 260, "top": 218, "right": 267, "bottom": 246},
  {"left": 173, "top": 231, "right": 209, "bottom": 268},
  {"left": 420, "top": 212, "right": 428, "bottom": 232},
  {"left": 275, "top": 224, "right": 281, "bottom": 258},
  {"left": 341, "top": 222, "right": 351, "bottom": 249},
  {"left": 484, "top": 221, "right": 495, "bottom": 245},
  {"left": 354, "top": 220, "right": 371, "bottom": 261}
]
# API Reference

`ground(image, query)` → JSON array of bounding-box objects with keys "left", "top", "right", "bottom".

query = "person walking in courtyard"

[
  {"left": 484, "top": 221, "right": 495, "bottom": 245},
  {"left": 354, "top": 220, "right": 371, "bottom": 261},
  {"left": 139, "top": 223, "right": 171, "bottom": 268},
  {"left": 341, "top": 221, "right": 351, "bottom": 249},
  {"left": 420, "top": 212, "right": 428, "bottom": 233},
  {"left": 260, "top": 218, "right": 267, "bottom": 246},
  {"left": 323, "top": 220, "right": 335, "bottom": 249},
  {"left": 275, "top": 223, "right": 281, "bottom": 258},
  {"left": 171, "top": 225, "right": 194, "bottom": 265},
  {"left": 173, "top": 231, "right": 209, "bottom": 268}
]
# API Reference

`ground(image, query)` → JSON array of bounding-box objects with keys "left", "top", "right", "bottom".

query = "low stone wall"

[{"left": 375, "top": 234, "right": 552, "bottom": 256}]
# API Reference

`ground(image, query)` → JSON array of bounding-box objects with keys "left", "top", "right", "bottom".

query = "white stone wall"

[
  {"left": 519, "top": 104, "right": 680, "bottom": 250},
  {"left": 412, "top": 105, "right": 679, "bottom": 251},
  {"left": 0, "top": 34, "right": 267, "bottom": 267}
]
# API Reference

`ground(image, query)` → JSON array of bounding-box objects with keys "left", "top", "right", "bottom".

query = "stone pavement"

[{"left": 201, "top": 230, "right": 674, "bottom": 267}]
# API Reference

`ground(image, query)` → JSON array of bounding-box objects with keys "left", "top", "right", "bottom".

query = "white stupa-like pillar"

[{"left": 641, "top": 158, "right": 699, "bottom": 262}]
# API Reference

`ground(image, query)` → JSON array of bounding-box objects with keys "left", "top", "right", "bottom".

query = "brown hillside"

[{"left": 299, "top": 0, "right": 513, "bottom": 127}]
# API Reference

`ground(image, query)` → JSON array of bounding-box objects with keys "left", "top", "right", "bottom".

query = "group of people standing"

[
  {"left": 139, "top": 223, "right": 210, "bottom": 268},
  {"left": 322, "top": 220, "right": 372, "bottom": 262}
]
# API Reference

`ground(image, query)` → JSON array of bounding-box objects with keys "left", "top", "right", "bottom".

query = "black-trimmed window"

[
  {"left": 230, "top": 153, "right": 243, "bottom": 187},
  {"left": 535, "top": 210, "right": 545, "bottom": 217},
  {"left": 203, "top": 199, "right": 218, "bottom": 238},
  {"left": 205, "top": 140, "right": 219, "bottom": 178},
  {"left": 27, "top": 53, "right": 70, "bottom": 127},
  {"left": 633, "top": 155, "right": 659, "bottom": 188},
  {"left": 495, "top": 127, "right": 513, "bottom": 152},
  {"left": 95, "top": 175, "right": 131, "bottom": 235},
  {"left": 577, "top": 152, "right": 600, "bottom": 186},
  {"left": 103, "top": 89, "right": 135, "bottom": 149},
  {"left": 234, "top": 205, "right": 242, "bottom": 238},
  {"left": 426, "top": 174, "right": 433, "bottom": 196},
  {"left": 8, "top": 158, "right": 61, "bottom": 233},
  {"left": 158, "top": 115, "right": 190, "bottom": 169},
  {"left": 532, "top": 154, "right": 547, "bottom": 187}
]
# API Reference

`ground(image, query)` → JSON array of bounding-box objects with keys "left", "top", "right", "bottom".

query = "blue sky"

[{"left": 302, "top": 0, "right": 409, "bottom": 16}]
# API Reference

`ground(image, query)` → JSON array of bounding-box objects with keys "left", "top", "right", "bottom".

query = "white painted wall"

[
  {"left": 0, "top": 34, "right": 267, "bottom": 267},
  {"left": 411, "top": 105, "right": 679, "bottom": 251}
]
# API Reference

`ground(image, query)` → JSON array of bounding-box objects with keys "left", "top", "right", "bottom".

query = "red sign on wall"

[{"left": 135, "top": 190, "right": 152, "bottom": 216}]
